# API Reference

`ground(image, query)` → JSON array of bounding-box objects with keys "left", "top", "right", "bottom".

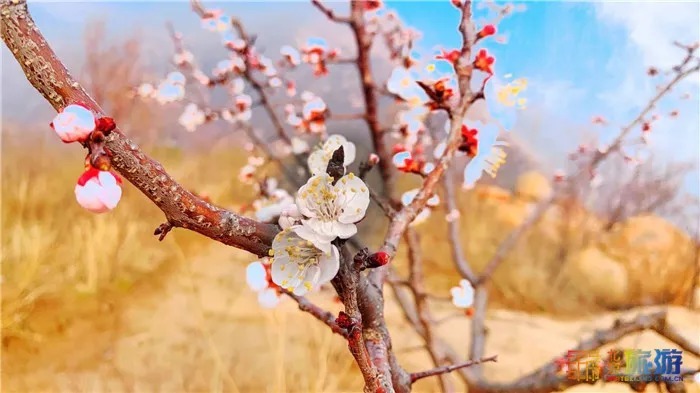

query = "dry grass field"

[{"left": 2, "top": 132, "right": 699, "bottom": 392}]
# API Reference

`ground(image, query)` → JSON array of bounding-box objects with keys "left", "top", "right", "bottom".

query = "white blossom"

[
  {"left": 450, "top": 279, "right": 474, "bottom": 309},
  {"left": 178, "top": 103, "right": 206, "bottom": 132},
  {"left": 271, "top": 227, "right": 340, "bottom": 295},
  {"left": 51, "top": 104, "right": 96, "bottom": 143},
  {"left": 295, "top": 173, "right": 369, "bottom": 252},
  {"left": 291, "top": 137, "right": 310, "bottom": 154},
  {"left": 401, "top": 188, "right": 436, "bottom": 226},
  {"left": 136, "top": 83, "right": 155, "bottom": 98},
  {"left": 307, "top": 134, "right": 356, "bottom": 175}
]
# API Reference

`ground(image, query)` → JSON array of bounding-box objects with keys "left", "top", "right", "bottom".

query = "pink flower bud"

[
  {"left": 368, "top": 153, "right": 380, "bottom": 165},
  {"left": 50, "top": 104, "right": 96, "bottom": 143},
  {"left": 75, "top": 168, "right": 123, "bottom": 213}
]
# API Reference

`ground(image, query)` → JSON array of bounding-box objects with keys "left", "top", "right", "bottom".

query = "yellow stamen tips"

[
  {"left": 360, "top": 187, "right": 367, "bottom": 192},
  {"left": 280, "top": 264, "right": 286, "bottom": 271},
  {"left": 426, "top": 63, "right": 436, "bottom": 72},
  {"left": 282, "top": 280, "right": 289, "bottom": 286},
  {"left": 348, "top": 173, "right": 355, "bottom": 179},
  {"left": 341, "top": 178, "right": 347, "bottom": 184},
  {"left": 268, "top": 249, "right": 275, "bottom": 257},
  {"left": 351, "top": 188, "right": 357, "bottom": 192},
  {"left": 304, "top": 282, "right": 313, "bottom": 291}
]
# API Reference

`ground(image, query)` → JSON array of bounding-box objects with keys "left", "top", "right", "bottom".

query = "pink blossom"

[
  {"left": 50, "top": 104, "right": 96, "bottom": 143},
  {"left": 74, "top": 168, "right": 123, "bottom": 213}
]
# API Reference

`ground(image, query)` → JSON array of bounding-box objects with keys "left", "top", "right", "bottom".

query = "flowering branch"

[
  {"left": 475, "top": 46, "right": 699, "bottom": 287},
  {"left": 380, "top": 1, "right": 476, "bottom": 259},
  {"left": 311, "top": 0, "right": 351, "bottom": 24},
  {"left": 0, "top": 0, "right": 279, "bottom": 257},
  {"left": 347, "top": 0, "right": 397, "bottom": 197}
]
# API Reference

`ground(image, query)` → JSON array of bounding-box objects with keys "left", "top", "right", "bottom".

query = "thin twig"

[{"left": 410, "top": 355, "right": 498, "bottom": 384}]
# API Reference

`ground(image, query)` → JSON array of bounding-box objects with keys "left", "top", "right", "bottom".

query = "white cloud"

[{"left": 596, "top": 1, "right": 699, "bottom": 70}]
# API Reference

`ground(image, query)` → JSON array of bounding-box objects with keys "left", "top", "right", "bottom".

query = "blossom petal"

[
  {"left": 332, "top": 222, "right": 357, "bottom": 239},
  {"left": 257, "top": 288, "right": 281, "bottom": 308},
  {"left": 293, "top": 223, "right": 334, "bottom": 254},
  {"left": 246, "top": 261, "right": 268, "bottom": 291},
  {"left": 317, "top": 245, "right": 340, "bottom": 284},
  {"left": 336, "top": 175, "right": 370, "bottom": 224}
]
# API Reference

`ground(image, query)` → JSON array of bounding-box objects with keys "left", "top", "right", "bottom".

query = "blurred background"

[{"left": 2, "top": 1, "right": 699, "bottom": 392}]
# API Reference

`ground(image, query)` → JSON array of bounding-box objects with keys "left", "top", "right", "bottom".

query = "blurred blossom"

[
  {"left": 229, "top": 78, "right": 245, "bottom": 95},
  {"left": 445, "top": 209, "right": 460, "bottom": 222},
  {"left": 401, "top": 188, "right": 432, "bottom": 226},
  {"left": 173, "top": 50, "right": 194, "bottom": 65},
  {"left": 246, "top": 258, "right": 281, "bottom": 309},
  {"left": 302, "top": 96, "right": 327, "bottom": 133},
  {"left": 281, "top": 45, "right": 301, "bottom": 66},
  {"left": 155, "top": 80, "right": 185, "bottom": 104},
  {"left": 178, "top": 103, "right": 206, "bottom": 132},
  {"left": 201, "top": 10, "right": 231, "bottom": 32},
  {"left": 291, "top": 137, "right": 310, "bottom": 154},
  {"left": 136, "top": 83, "right": 155, "bottom": 98},
  {"left": 279, "top": 204, "right": 302, "bottom": 229},
  {"left": 254, "top": 188, "right": 294, "bottom": 222},
  {"left": 234, "top": 94, "right": 253, "bottom": 122},
  {"left": 495, "top": 78, "right": 527, "bottom": 109},
  {"left": 166, "top": 71, "right": 186, "bottom": 85},
  {"left": 450, "top": 279, "right": 474, "bottom": 308}
]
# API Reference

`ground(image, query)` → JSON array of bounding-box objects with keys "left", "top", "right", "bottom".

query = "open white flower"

[
  {"left": 295, "top": 173, "right": 369, "bottom": 251},
  {"left": 450, "top": 279, "right": 475, "bottom": 309},
  {"left": 271, "top": 227, "right": 340, "bottom": 296},
  {"left": 307, "top": 134, "right": 357, "bottom": 175}
]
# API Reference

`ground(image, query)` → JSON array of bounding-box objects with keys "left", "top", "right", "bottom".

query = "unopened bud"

[
  {"left": 368, "top": 153, "right": 380, "bottom": 166},
  {"left": 367, "top": 251, "right": 391, "bottom": 268}
]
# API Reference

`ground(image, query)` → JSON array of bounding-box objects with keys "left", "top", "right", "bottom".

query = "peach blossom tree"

[{"left": 2, "top": 0, "right": 699, "bottom": 392}]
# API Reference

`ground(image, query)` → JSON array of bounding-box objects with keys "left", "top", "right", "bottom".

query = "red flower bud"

[
  {"left": 477, "top": 24, "right": 496, "bottom": 39},
  {"left": 368, "top": 251, "right": 391, "bottom": 268},
  {"left": 335, "top": 311, "right": 353, "bottom": 329},
  {"left": 95, "top": 116, "right": 116, "bottom": 134}
]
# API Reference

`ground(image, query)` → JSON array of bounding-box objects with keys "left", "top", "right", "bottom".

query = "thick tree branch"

[{"left": 0, "top": 0, "right": 279, "bottom": 257}]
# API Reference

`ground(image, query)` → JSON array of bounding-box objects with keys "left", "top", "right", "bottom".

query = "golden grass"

[{"left": 2, "top": 132, "right": 699, "bottom": 393}]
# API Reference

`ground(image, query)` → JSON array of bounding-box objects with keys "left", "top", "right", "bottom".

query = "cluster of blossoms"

[
  {"left": 238, "top": 156, "right": 266, "bottom": 185},
  {"left": 50, "top": 104, "right": 123, "bottom": 213},
  {"left": 382, "top": 17, "right": 509, "bottom": 191},
  {"left": 299, "top": 38, "right": 341, "bottom": 77},
  {"left": 284, "top": 91, "right": 329, "bottom": 134},
  {"left": 242, "top": 135, "right": 369, "bottom": 303},
  {"left": 137, "top": 71, "right": 187, "bottom": 104}
]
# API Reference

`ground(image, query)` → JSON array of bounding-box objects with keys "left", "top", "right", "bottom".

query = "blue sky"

[{"left": 5, "top": 1, "right": 699, "bottom": 195}]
